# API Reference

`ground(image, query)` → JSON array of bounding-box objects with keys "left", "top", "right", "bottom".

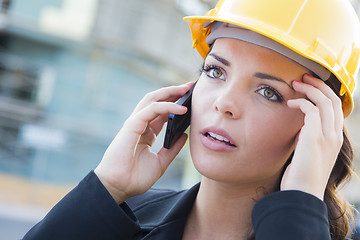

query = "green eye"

[
  {"left": 257, "top": 86, "right": 283, "bottom": 103},
  {"left": 202, "top": 65, "right": 225, "bottom": 80},
  {"left": 211, "top": 69, "right": 223, "bottom": 78},
  {"left": 263, "top": 88, "right": 274, "bottom": 99}
]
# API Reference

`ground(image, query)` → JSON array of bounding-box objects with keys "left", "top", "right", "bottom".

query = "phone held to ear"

[{"left": 163, "top": 82, "right": 196, "bottom": 149}]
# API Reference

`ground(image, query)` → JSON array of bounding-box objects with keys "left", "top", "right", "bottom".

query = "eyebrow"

[
  {"left": 208, "top": 53, "right": 293, "bottom": 89},
  {"left": 254, "top": 72, "right": 292, "bottom": 89},
  {"left": 208, "top": 53, "right": 230, "bottom": 66}
]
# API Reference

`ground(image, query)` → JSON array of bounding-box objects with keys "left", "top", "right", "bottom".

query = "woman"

[{"left": 24, "top": 0, "right": 360, "bottom": 239}]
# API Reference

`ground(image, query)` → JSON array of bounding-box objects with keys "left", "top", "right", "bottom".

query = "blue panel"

[{"left": 10, "top": 0, "right": 62, "bottom": 22}]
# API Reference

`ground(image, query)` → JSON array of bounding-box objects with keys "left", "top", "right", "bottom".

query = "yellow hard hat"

[{"left": 184, "top": 0, "right": 360, "bottom": 117}]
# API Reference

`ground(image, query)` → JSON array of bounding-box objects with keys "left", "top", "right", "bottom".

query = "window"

[
  {"left": 0, "top": 0, "right": 11, "bottom": 11},
  {"left": 0, "top": 52, "right": 40, "bottom": 102}
]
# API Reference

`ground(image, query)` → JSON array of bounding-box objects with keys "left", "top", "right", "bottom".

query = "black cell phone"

[{"left": 163, "top": 82, "right": 196, "bottom": 149}]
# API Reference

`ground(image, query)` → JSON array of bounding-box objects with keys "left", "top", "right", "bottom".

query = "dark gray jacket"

[{"left": 23, "top": 171, "right": 332, "bottom": 239}]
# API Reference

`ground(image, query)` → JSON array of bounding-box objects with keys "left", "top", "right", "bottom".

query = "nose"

[{"left": 213, "top": 85, "right": 243, "bottom": 119}]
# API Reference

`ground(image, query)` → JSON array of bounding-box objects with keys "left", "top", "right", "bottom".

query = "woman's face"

[{"left": 190, "top": 38, "right": 310, "bottom": 187}]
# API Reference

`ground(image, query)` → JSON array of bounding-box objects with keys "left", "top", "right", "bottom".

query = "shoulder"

[{"left": 252, "top": 190, "right": 331, "bottom": 239}]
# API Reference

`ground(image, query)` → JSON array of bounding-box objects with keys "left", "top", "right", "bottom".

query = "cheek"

[
  {"left": 191, "top": 81, "right": 214, "bottom": 122},
  {"left": 250, "top": 110, "right": 304, "bottom": 157}
]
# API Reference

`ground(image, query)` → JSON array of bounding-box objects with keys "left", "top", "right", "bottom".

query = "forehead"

[
  {"left": 209, "top": 38, "right": 311, "bottom": 73},
  {"left": 206, "top": 38, "right": 312, "bottom": 85}
]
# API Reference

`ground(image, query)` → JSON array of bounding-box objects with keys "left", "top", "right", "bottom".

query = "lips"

[
  {"left": 200, "top": 127, "right": 237, "bottom": 151},
  {"left": 204, "top": 132, "right": 236, "bottom": 147}
]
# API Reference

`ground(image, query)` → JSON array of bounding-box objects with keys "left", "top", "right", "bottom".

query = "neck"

[{"left": 183, "top": 177, "right": 278, "bottom": 240}]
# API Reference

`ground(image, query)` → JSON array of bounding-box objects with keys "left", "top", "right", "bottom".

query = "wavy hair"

[{"left": 325, "top": 127, "right": 354, "bottom": 239}]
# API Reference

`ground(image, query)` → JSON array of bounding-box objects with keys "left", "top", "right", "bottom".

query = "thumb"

[{"left": 157, "top": 133, "right": 188, "bottom": 173}]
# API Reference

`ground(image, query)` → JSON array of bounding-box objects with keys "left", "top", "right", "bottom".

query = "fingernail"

[
  {"left": 294, "top": 80, "right": 302, "bottom": 84},
  {"left": 303, "top": 73, "right": 313, "bottom": 79}
]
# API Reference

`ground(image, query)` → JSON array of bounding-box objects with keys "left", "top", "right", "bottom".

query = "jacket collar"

[{"left": 129, "top": 183, "right": 200, "bottom": 239}]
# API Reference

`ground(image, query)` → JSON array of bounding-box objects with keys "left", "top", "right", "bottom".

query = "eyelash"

[
  {"left": 256, "top": 85, "right": 284, "bottom": 103},
  {"left": 202, "top": 64, "right": 225, "bottom": 79}
]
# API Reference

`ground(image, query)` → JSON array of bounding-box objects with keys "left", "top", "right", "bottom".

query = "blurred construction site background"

[{"left": 0, "top": 0, "right": 359, "bottom": 239}]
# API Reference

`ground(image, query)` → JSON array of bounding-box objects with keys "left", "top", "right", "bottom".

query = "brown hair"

[
  {"left": 309, "top": 73, "right": 355, "bottom": 239},
  {"left": 325, "top": 127, "right": 355, "bottom": 239},
  {"left": 323, "top": 75, "right": 355, "bottom": 239}
]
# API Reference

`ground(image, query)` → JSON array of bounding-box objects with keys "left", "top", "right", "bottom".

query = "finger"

[
  {"left": 138, "top": 113, "right": 171, "bottom": 147},
  {"left": 292, "top": 80, "right": 335, "bottom": 135},
  {"left": 166, "top": 95, "right": 187, "bottom": 104},
  {"left": 122, "top": 102, "right": 187, "bottom": 151},
  {"left": 133, "top": 82, "right": 194, "bottom": 114},
  {"left": 302, "top": 74, "right": 343, "bottom": 133},
  {"left": 157, "top": 133, "right": 188, "bottom": 174},
  {"left": 287, "top": 98, "right": 322, "bottom": 135},
  {"left": 148, "top": 113, "right": 170, "bottom": 136},
  {"left": 138, "top": 102, "right": 187, "bottom": 129}
]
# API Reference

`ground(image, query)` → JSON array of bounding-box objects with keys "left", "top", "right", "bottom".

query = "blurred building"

[
  {"left": 0, "top": 0, "right": 206, "bottom": 238},
  {"left": 0, "top": 0, "right": 359, "bottom": 239}
]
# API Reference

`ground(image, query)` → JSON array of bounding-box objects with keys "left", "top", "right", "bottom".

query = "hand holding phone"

[
  {"left": 163, "top": 82, "right": 196, "bottom": 149},
  {"left": 95, "top": 83, "right": 192, "bottom": 203}
]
